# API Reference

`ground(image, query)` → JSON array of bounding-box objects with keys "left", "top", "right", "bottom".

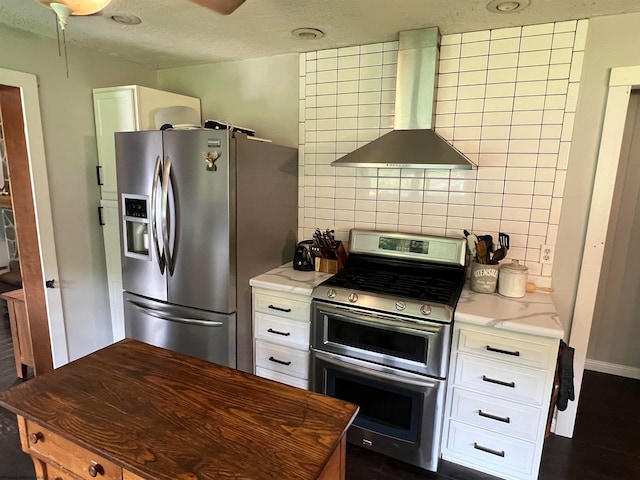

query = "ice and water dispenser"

[{"left": 122, "top": 195, "right": 150, "bottom": 259}]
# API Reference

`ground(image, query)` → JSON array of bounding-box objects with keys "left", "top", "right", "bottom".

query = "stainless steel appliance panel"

[
  {"left": 312, "top": 349, "right": 445, "bottom": 471},
  {"left": 163, "top": 129, "right": 234, "bottom": 313},
  {"left": 124, "top": 292, "right": 236, "bottom": 367},
  {"left": 312, "top": 301, "right": 450, "bottom": 378},
  {"left": 116, "top": 131, "right": 168, "bottom": 302}
]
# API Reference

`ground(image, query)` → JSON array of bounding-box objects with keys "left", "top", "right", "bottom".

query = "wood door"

[{"left": 0, "top": 85, "right": 53, "bottom": 374}]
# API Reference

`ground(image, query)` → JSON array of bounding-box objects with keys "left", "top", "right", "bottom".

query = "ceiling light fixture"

[
  {"left": 34, "top": 1, "right": 113, "bottom": 77},
  {"left": 111, "top": 14, "right": 142, "bottom": 26},
  {"left": 486, "top": 0, "right": 530, "bottom": 13},
  {"left": 291, "top": 28, "right": 324, "bottom": 40}
]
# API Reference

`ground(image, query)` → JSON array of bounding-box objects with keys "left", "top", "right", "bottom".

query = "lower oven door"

[{"left": 312, "top": 349, "right": 445, "bottom": 472}]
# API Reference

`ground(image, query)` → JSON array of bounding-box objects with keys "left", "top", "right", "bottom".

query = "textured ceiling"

[{"left": 1, "top": 0, "right": 640, "bottom": 69}]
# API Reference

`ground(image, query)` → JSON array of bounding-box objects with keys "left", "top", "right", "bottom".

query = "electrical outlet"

[{"left": 540, "top": 245, "right": 555, "bottom": 265}]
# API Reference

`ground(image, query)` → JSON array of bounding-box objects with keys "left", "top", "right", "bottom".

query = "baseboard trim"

[{"left": 584, "top": 359, "right": 640, "bottom": 380}]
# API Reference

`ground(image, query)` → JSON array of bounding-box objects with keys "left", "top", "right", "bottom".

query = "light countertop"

[
  {"left": 250, "top": 265, "right": 565, "bottom": 339},
  {"left": 249, "top": 262, "right": 334, "bottom": 296},
  {"left": 455, "top": 284, "right": 564, "bottom": 339}
]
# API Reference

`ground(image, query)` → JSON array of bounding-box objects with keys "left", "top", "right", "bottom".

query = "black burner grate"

[{"left": 322, "top": 264, "right": 463, "bottom": 305}]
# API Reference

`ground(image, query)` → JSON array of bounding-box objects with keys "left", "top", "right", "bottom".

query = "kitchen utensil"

[
  {"left": 478, "top": 235, "right": 493, "bottom": 253},
  {"left": 526, "top": 282, "right": 554, "bottom": 293},
  {"left": 489, "top": 247, "right": 506, "bottom": 265},
  {"left": 467, "top": 234, "right": 478, "bottom": 259},
  {"left": 477, "top": 240, "right": 487, "bottom": 263},
  {"left": 476, "top": 240, "right": 488, "bottom": 264},
  {"left": 499, "top": 232, "right": 510, "bottom": 251}
]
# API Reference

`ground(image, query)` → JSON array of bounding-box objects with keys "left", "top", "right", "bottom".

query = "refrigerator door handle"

[
  {"left": 161, "top": 156, "right": 174, "bottom": 275},
  {"left": 127, "top": 300, "right": 224, "bottom": 327},
  {"left": 151, "top": 155, "right": 166, "bottom": 273}
]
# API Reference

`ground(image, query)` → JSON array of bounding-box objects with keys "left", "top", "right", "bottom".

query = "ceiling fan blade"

[{"left": 189, "top": 0, "right": 246, "bottom": 15}]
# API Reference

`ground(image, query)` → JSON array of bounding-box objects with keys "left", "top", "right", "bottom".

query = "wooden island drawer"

[{"left": 25, "top": 419, "right": 122, "bottom": 480}]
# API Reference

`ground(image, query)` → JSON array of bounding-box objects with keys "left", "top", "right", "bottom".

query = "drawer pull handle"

[
  {"left": 486, "top": 345, "right": 520, "bottom": 356},
  {"left": 482, "top": 375, "right": 515, "bottom": 388},
  {"left": 478, "top": 410, "right": 511, "bottom": 423},
  {"left": 268, "top": 305, "right": 292, "bottom": 313},
  {"left": 267, "top": 328, "right": 291, "bottom": 336},
  {"left": 268, "top": 356, "right": 292, "bottom": 366},
  {"left": 29, "top": 432, "right": 44, "bottom": 444},
  {"left": 473, "top": 442, "right": 505, "bottom": 458},
  {"left": 88, "top": 462, "right": 105, "bottom": 477}
]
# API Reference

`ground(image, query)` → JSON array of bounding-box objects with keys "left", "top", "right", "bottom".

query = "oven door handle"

[
  {"left": 318, "top": 305, "right": 442, "bottom": 335},
  {"left": 314, "top": 350, "right": 440, "bottom": 389}
]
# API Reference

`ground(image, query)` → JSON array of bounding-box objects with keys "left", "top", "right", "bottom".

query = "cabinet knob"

[
  {"left": 88, "top": 462, "right": 105, "bottom": 477},
  {"left": 29, "top": 432, "right": 44, "bottom": 444}
]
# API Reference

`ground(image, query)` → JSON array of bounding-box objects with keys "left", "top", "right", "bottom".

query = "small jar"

[{"left": 498, "top": 260, "right": 528, "bottom": 298}]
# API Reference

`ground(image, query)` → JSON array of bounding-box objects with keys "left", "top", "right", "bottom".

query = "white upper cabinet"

[{"left": 93, "top": 85, "right": 201, "bottom": 200}]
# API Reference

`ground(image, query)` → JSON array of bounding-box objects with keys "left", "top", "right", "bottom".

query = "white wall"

[
  {"left": 555, "top": 12, "right": 640, "bottom": 354},
  {"left": 0, "top": 25, "right": 158, "bottom": 360},
  {"left": 157, "top": 54, "right": 299, "bottom": 148},
  {"left": 298, "top": 21, "right": 587, "bottom": 289}
]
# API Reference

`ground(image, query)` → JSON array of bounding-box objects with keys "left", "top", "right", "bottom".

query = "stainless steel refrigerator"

[{"left": 115, "top": 129, "right": 297, "bottom": 372}]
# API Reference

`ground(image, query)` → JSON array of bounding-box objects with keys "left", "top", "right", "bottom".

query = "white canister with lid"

[{"left": 498, "top": 260, "right": 528, "bottom": 298}]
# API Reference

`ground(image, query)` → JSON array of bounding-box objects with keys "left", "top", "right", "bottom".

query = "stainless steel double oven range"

[{"left": 311, "top": 230, "right": 466, "bottom": 472}]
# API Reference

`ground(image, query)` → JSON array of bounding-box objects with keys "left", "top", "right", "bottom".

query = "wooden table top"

[{"left": 0, "top": 339, "right": 359, "bottom": 480}]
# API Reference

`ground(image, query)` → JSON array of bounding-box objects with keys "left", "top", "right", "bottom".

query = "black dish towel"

[{"left": 556, "top": 340, "right": 575, "bottom": 411}]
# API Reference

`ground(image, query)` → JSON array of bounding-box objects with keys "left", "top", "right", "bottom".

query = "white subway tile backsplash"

[
  {"left": 489, "top": 37, "right": 521, "bottom": 55},
  {"left": 441, "top": 44, "right": 461, "bottom": 60},
  {"left": 487, "top": 68, "right": 517, "bottom": 84},
  {"left": 522, "top": 23, "right": 554, "bottom": 36},
  {"left": 552, "top": 32, "right": 576, "bottom": 49},
  {"left": 461, "top": 41, "right": 490, "bottom": 58},
  {"left": 299, "top": 21, "right": 586, "bottom": 279}
]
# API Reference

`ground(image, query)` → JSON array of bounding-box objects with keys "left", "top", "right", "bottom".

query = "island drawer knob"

[
  {"left": 29, "top": 432, "right": 44, "bottom": 444},
  {"left": 88, "top": 462, "right": 105, "bottom": 477}
]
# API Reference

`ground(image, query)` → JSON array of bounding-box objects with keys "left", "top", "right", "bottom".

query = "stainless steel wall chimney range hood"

[{"left": 331, "top": 28, "right": 476, "bottom": 170}]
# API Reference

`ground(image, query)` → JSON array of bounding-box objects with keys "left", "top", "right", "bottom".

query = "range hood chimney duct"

[{"left": 331, "top": 27, "right": 475, "bottom": 170}]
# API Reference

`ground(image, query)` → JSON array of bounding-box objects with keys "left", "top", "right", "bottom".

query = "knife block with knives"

[{"left": 315, "top": 240, "right": 347, "bottom": 274}]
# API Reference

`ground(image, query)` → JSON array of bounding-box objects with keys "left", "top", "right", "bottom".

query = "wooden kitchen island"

[{"left": 0, "top": 339, "right": 358, "bottom": 480}]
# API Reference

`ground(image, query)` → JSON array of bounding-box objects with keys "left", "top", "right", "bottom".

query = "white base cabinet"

[
  {"left": 441, "top": 323, "right": 559, "bottom": 480},
  {"left": 93, "top": 85, "right": 200, "bottom": 342},
  {"left": 252, "top": 288, "right": 313, "bottom": 389}
]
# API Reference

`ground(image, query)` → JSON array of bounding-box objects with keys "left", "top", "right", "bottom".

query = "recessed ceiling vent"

[{"left": 332, "top": 27, "right": 476, "bottom": 170}]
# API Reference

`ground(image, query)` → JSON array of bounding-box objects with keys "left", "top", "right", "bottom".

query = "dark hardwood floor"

[
  {"left": 1, "top": 340, "right": 638, "bottom": 480},
  {"left": 346, "top": 370, "right": 640, "bottom": 480}
]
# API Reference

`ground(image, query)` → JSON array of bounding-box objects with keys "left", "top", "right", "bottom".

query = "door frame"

[
  {"left": 0, "top": 68, "right": 68, "bottom": 368},
  {"left": 555, "top": 65, "right": 640, "bottom": 436}
]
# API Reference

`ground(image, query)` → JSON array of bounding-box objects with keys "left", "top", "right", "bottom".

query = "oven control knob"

[
  {"left": 327, "top": 289, "right": 337, "bottom": 299},
  {"left": 420, "top": 304, "right": 432, "bottom": 316},
  {"left": 348, "top": 292, "right": 359, "bottom": 303},
  {"left": 395, "top": 301, "right": 406, "bottom": 311}
]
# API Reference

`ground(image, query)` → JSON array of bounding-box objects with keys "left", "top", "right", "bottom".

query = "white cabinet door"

[
  {"left": 100, "top": 200, "right": 124, "bottom": 341},
  {"left": 93, "top": 88, "right": 137, "bottom": 201}
]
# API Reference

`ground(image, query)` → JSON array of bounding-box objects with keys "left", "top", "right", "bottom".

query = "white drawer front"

[
  {"left": 255, "top": 312, "right": 310, "bottom": 349},
  {"left": 454, "top": 354, "right": 547, "bottom": 405},
  {"left": 457, "top": 328, "right": 557, "bottom": 370},
  {"left": 255, "top": 366, "right": 309, "bottom": 390},
  {"left": 255, "top": 341, "right": 310, "bottom": 379},
  {"left": 450, "top": 388, "right": 542, "bottom": 441},
  {"left": 446, "top": 420, "right": 536, "bottom": 477},
  {"left": 254, "top": 292, "right": 310, "bottom": 321}
]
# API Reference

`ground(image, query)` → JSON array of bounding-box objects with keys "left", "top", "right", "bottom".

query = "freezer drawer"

[{"left": 124, "top": 292, "right": 236, "bottom": 368}]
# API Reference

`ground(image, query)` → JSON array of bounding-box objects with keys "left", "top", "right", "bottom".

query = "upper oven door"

[{"left": 312, "top": 301, "right": 450, "bottom": 378}]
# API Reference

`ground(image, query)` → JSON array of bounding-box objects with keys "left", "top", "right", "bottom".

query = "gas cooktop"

[{"left": 312, "top": 230, "right": 467, "bottom": 323}]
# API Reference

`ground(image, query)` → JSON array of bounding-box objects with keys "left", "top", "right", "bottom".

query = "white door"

[{"left": 0, "top": 68, "right": 68, "bottom": 368}]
